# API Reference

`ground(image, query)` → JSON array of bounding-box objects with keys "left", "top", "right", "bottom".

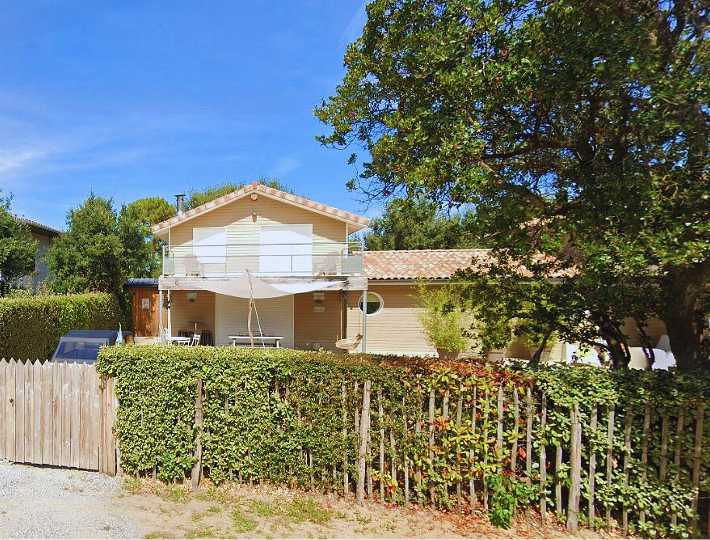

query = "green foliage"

[
  {"left": 316, "top": 0, "right": 710, "bottom": 372},
  {"left": 414, "top": 282, "right": 475, "bottom": 354},
  {"left": 46, "top": 193, "right": 125, "bottom": 294},
  {"left": 486, "top": 473, "right": 534, "bottom": 529},
  {"left": 0, "top": 192, "right": 38, "bottom": 286},
  {"left": 97, "top": 347, "right": 710, "bottom": 535},
  {"left": 364, "top": 195, "right": 476, "bottom": 250},
  {"left": 186, "top": 178, "right": 292, "bottom": 210},
  {"left": 0, "top": 292, "right": 121, "bottom": 360},
  {"left": 118, "top": 197, "right": 175, "bottom": 278}
]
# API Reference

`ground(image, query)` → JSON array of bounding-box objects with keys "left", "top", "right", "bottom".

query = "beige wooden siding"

[
  {"left": 169, "top": 290, "right": 216, "bottom": 338},
  {"left": 215, "top": 294, "right": 294, "bottom": 347},
  {"left": 347, "top": 284, "right": 436, "bottom": 355},
  {"left": 621, "top": 317, "right": 668, "bottom": 347},
  {"left": 294, "top": 291, "right": 344, "bottom": 351}
]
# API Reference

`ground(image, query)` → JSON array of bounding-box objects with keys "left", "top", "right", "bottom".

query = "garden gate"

[{"left": 0, "top": 358, "right": 118, "bottom": 475}]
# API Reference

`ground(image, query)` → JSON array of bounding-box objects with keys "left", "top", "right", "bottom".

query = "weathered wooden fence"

[{"left": 0, "top": 358, "right": 118, "bottom": 475}]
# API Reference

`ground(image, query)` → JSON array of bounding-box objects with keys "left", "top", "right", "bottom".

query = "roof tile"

[{"left": 363, "top": 249, "right": 489, "bottom": 280}]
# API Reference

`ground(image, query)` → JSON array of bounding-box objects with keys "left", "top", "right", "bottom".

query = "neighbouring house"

[
  {"left": 15, "top": 217, "right": 61, "bottom": 289},
  {"left": 128, "top": 182, "right": 671, "bottom": 364}
]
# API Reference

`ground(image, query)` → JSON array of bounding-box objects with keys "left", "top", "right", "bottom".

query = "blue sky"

[{"left": 0, "top": 1, "right": 373, "bottom": 231}]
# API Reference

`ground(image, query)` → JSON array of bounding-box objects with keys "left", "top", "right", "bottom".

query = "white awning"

[{"left": 160, "top": 272, "right": 347, "bottom": 299}]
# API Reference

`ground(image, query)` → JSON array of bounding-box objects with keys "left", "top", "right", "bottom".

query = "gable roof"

[
  {"left": 16, "top": 217, "right": 62, "bottom": 237},
  {"left": 152, "top": 182, "right": 371, "bottom": 237},
  {"left": 364, "top": 249, "right": 489, "bottom": 280}
]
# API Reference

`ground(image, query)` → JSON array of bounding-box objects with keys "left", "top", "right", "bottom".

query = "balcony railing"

[{"left": 162, "top": 241, "right": 364, "bottom": 277}]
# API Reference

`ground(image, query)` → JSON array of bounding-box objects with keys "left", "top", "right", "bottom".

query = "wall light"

[
  {"left": 313, "top": 292, "right": 325, "bottom": 302},
  {"left": 187, "top": 292, "right": 198, "bottom": 302}
]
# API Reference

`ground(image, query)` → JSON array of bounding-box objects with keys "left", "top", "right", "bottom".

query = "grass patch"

[
  {"left": 286, "top": 497, "right": 331, "bottom": 524},
  {"left": 122, "top": 476, "right": 142, "bottom": 494},
  {"left": 207, "top": 505, "right": 222, "bottom": 513},
  {"left": 144, "top": 532, "right": 172, "bottom": 539},
  {"left": 166, "top": 486, "right": 190, "bottom": 504},
  {"left": 232, "top": 508, "right": 257, "bottom": 534},
  {"left": 251, "top": 500, "right": 279, "bottom": 517},
  {"left": 186, "top": 526, "right": 214, "bottom": 539},
  {"left": 191, "top": 512, "right": 203, "bottom": 522}
]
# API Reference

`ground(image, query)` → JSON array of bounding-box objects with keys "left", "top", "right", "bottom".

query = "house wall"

[
  {"left": 344, "top": 282, "right": 552, "bottom": 360},
  {"left": 169, "top": 290, "right": 216, "bottom": 339},
  {"left": 167, "top": 196, "right": 348, "bottom": 254},
  {"left": 346, "top": 283, "right": 436, "bottom": 356},
  {"left": 293, "top": 291, "right": 344, "bottom": 351},
  {"left": 215, "top": 293, "right": 294, "bottom": 347}
]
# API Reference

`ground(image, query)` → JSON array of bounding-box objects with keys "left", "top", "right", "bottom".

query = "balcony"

[{"left": 162, "top": 241, "right": 365, "bottom": 278}]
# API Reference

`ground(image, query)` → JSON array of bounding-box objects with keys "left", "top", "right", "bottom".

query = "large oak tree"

[{"left": 317, "top": 0, "right": 710, "bottom": 371}]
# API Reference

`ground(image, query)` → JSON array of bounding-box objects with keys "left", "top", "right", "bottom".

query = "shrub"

[{"left": 0, "top": 292, "right": 122, "bottom": 360}]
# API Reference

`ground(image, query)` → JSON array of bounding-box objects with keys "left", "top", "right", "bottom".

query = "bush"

[
  {"left": 97, "top": 348, "right": 710, "bottom": 536},
  {"left": 0, "top": 292, "right": 122, "bottom": 360}
]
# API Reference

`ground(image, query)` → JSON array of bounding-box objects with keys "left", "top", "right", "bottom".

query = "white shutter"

[{"left": 259, "top": 225, "right": 313, "bottom": 275}]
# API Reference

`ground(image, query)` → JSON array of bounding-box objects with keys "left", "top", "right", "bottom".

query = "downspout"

[
  {"left": 361, "top": 287, "right": 368, "bottom": 353},
  {"left": 167, "top": 289, "right": 172, "bottom": 338},
  {"left": 158, "top": 287, "right": 164, "bottom": 339}
]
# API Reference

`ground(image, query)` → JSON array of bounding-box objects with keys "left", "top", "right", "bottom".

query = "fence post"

[
  {"left": 567, "top": 404, "right": 582, "bottom": 533},
  {"left": 191, "top": 378, "right": 203, "bottom": 490},
  {"left": 356, "top": 380, "right": 371, "bottom": 506}
]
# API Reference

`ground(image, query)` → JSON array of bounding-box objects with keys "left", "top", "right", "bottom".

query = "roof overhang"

[{"left": 152, "top": 183, "right": 371, "bottom": 240}]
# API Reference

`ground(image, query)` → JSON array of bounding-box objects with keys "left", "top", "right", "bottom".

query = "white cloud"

[
  {"left": 341, "top": 2, "right": 367, "bottom": 44},
  {"left": 268, "top": 157, "right": 301, "bottom": 178}
]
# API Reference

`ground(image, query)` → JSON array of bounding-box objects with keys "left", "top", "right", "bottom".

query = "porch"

[{"left": 157, "top": 274, "right": 369, "bottom": 351}]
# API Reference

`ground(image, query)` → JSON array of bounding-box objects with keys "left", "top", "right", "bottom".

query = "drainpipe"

[
  {"left": 158, "top": 288, "right": 164, "bottom": 340},
  {"left": 167, "top": 290, "right": 172, "bottom": 338},
  {"left": 361, "top": 287, "right": 367, "bottom": 353}
]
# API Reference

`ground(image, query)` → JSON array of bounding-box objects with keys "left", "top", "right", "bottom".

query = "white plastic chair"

[{"left": 190, "top": 334, "right": 201, "bottom": 346}]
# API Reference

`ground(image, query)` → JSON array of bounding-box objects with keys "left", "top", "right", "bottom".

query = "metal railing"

[{"left": 162, "top": 241, "right": 364, "bottom": 277}]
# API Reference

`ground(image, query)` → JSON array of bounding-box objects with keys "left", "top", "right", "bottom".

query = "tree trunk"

[
  {"left": 636, "top": 321, "right": 656, "bottom": 367},
  {"left": 661, "top": 264, "right": 710, "bottom": 373},
  {"left": 530, "top": 331, "right": 553, "bottom": 365},
  {"left": 595, "top": 311, "right": 629, "bottom": 369}
]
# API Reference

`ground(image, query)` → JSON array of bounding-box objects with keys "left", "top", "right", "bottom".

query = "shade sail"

[{"left": 160, "top": 272, "right": 346, "bottom": 299}]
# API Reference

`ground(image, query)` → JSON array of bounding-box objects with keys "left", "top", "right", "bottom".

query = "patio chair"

[{"left": 190, "top": 334, "right": 201, "bottom": 346}]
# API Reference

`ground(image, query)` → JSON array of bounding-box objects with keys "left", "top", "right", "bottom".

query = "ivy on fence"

[{"left": 97, "top": 347, "right": 710, "bottom": 538}]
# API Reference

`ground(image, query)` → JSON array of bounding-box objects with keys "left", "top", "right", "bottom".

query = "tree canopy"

[
  {"left": 0, "top": 192, "right": 38, "bottom": 289},
  {"left": 364, "top": 195, "right": 476, "bottom": 250},
  {"left": 46, "top": 194, "right": 125, "bottom": 294},
  {"left": 118, "top": 197, "right": 175, "bottom": 278},
  {"left": 317, "top": 0, "right": 710, "bottom": 371}
]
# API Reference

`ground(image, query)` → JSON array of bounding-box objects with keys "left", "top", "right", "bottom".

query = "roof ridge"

[{"left": 152, "top": 183, "right": 370, "bottom": 233}]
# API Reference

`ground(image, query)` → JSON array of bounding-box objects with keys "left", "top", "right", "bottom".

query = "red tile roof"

[
  {"left": 152, "top": 182, "right": 371, "bottom": 235},
  {"left": 363, "top": 249, "right": 489, "bottom": 280}
]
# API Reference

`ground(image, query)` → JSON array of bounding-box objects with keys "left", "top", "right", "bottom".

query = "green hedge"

[
  {"left": 97, "top": 347, "right": 710, "bottom": 537},
  {"left": 0, "top": 292, "right": 122, "bottom": 360}
]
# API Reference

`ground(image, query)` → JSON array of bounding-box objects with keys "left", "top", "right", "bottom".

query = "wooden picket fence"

[{"left": 0, "top": 358, "right": 118, "bottom": 475}]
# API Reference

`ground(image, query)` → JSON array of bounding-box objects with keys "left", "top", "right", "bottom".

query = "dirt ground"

[
  {"left": 0, "top": 463, "right": 628, "bottom": 539},
  {"left": 114, "top": 477, "right": 625, "bottom": 539}
]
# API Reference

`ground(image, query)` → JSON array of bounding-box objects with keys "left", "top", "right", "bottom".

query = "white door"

[{"left": 259, "top": 225, "right": 312, "bottom": 275}]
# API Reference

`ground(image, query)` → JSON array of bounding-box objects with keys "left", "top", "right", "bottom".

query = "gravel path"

[{"left": 0, "top": 461, "right": 139, "bottom": 539}]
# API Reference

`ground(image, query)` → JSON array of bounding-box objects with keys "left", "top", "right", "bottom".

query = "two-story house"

[
  {"left": 151, "top": 182, "right": 371, "bottom": 350},
  {"left": 144, "top": 183, "right": 672, "bottom": 365}
]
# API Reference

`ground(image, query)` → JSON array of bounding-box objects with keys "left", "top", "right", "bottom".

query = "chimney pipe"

[{"left": 175, "top": 194, "right": 186, "bottom": 215}]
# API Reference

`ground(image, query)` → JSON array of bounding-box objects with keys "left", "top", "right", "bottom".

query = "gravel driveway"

[{"left": 0, "top": 461, "right": 139, "bottom": 539}]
